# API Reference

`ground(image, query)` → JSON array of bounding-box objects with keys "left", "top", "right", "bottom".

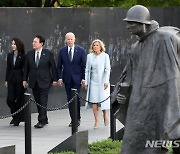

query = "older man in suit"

[
  {"left": 57, "top": 32, "right": 86, "bottom": 127},
  {"left": 23, "top": 35, "right": 57, "bottom": 128}
]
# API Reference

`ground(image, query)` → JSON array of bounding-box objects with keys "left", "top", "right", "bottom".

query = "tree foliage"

[
  {"left": 0, "top": 0, "right": 180, "bottom": 7},
  {"left": 137, "top": 0, "right": 180, "bottom": 7}
]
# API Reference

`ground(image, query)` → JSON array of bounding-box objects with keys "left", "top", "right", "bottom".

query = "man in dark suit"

[
  {"left": 57, "top": 32, "right": 86, "bottom": 127},
  {"left": 23, "top": 35, "right": 57, "bottom": 128}
]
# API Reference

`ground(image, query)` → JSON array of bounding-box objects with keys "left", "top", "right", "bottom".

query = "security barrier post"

[
  {"left": 110, "top": 85, "right": 116, "bottom": 140},
  {"left": 71, "top": 89, "right": 78, "bottom": 134},
  {"left": 24, "top": 93, "right": 32, "bottom": 154}
]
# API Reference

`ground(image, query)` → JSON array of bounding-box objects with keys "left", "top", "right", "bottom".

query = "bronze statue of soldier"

[{"left": 112, "top": 5, "right": 180, "bottom": 154}]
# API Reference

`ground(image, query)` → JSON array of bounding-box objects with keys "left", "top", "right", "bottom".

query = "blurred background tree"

[{"left": 0, "top": 0, "right": 180, "bottom": 7}]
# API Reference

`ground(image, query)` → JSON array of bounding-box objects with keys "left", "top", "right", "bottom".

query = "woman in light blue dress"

[{"left": 85, "top": 39, "right": 111, "bottom": 129}]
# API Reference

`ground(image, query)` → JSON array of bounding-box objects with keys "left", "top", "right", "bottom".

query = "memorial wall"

[{"left": 0, "top": 7, "right": 180, "bottom": 115}]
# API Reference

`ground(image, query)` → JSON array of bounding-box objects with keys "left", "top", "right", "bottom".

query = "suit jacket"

[
  {"left": 57, "top": 45, "right": 86, "bottom": 84},
  {"left": 23, "top": 49, "right": 57, "bottom": 89},
  {"left": 5, "top": 52, "right": 25, "bottom": 84}
]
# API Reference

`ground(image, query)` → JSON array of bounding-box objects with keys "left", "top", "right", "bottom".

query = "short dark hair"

[
  {"left": 35, "top": 35, "right": 45, "bottom": 46},
  {"left": 12, "top": 38, "right": 25, "bottom": 55}
]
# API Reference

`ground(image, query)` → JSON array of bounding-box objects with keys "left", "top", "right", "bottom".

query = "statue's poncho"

[{"left": 121, "top": 21, "right": 180, "bottom": 154}]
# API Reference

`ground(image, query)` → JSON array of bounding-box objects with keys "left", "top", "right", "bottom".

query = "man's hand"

[
  {"left": 116, "top": 93, "right": 126, "bottom": 104},
  {"left": 81, "top": 80, "right": 85, "bottom": 88},
  {"left": 84, "top": 85, "right": 88, "bottom": 90},
  {"left": 23, "top": 81, "right": 28, "bottom": 88},
  {"left": 58, "top": 79, "right": 63, "bottom": 86},
  {"left": 104, "top": 83, "right": 109, "bottom": 90},
  {"left": 5, "top": 81, "right": 8, "bottom": 87},
  {"left": 52, "top": 81, "right": 57, "bottom": 86}
]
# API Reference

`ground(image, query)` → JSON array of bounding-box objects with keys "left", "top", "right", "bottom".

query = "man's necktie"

[
  {"left": 69, "top": 48, "right": 72, "bottom": 62},
  {"left": 36, "top": 52, "right": 40, "bottom": 67}
]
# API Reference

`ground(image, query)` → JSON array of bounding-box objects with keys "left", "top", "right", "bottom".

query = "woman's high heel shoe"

[
  {"left": 94, "top": 123, "right": 98, "bottom": 129},
  {"left": 104, "top": 120, "right": 108, "bottom": 126}
]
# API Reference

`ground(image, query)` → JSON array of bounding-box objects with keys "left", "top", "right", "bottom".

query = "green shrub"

[
  {"left": 48, "top": 139, "right": 176, "bottom": 154},
  {"left": 49, "top": 139, "right": 122, "bottom": 154},
  {"left": 89, "top": 138, "right": 122, "bottom": 154},
  {"left": 48, "top": 151, "right": 75, "bottom": 154},
  {"left": 169, "top": 146, "right": 173, "bottom": 154}
]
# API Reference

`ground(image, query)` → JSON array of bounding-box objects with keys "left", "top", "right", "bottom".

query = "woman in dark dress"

[{"left": 5, "top": 38, "right": 26, "bottom": 126}]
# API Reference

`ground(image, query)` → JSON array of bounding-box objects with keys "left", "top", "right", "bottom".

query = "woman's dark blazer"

[{"left": 5, "top": 52, "right": 25, "bottom": 84}]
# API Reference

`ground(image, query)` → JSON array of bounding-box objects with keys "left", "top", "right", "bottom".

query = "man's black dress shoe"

[
  {"left": 69, "top": 122, "right": 72, "bottom": 127},
  {"left": 45, "top": 121, "right": 48, "bottom": 125},
  {"left": 13, "top": 121, "right": 20, "bottom": 126},
  {"left": 78, "top": 120, "right": 80, "bottom": 126},
  {"left": 34, "top": 122, "right": 44, "bottom": 128},
  {"left": 69, "top": 120, "right": 80, "bottom": 127},
  {"left": 10, "top": 119, "right": 15, "bottom": 125}
]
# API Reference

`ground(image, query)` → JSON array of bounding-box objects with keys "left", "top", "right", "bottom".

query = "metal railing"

[{"left": 0, "top": 85, "right": 119, "bottom": 154}]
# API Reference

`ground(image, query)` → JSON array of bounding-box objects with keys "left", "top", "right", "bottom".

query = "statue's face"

[{"left": 126, "top": 21, "right": 144, "bottom": 35}]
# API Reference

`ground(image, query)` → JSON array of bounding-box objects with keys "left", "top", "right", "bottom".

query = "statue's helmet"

[{"left": 123, "top": 5, "right": 151, "bottom": 24}]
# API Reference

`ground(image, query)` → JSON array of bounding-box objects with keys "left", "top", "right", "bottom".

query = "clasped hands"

[{"left": 57, "top": 79, "right": 86, "bottom": 88}]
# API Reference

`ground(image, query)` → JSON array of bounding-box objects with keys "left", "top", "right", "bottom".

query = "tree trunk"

[
  {"left": 26, "top": 0, "right": 42, "bottom": 7},
  {"left": 44, "top": 0, "right": 57, "bottom": 7}
]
